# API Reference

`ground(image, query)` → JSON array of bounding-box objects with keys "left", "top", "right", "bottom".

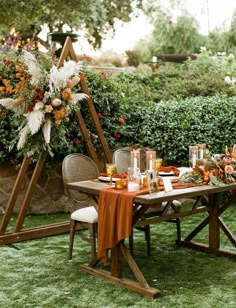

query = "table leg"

[
  {"left": 180, "top": 193, "right": 236, "bottom": 257},
  {"left": 80, "top": 241, "right": 160, "bottom": 298},
  {"left": 208, "top": 194, "right": 220, "bottom": 250}
]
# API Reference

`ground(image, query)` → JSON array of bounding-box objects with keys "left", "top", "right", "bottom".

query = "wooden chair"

[
  {"left": 62, "top": 153, "right": 99, "bottom": 260},
  {"left": 112, "top": 147, "right": 181, "bottom": 256}
]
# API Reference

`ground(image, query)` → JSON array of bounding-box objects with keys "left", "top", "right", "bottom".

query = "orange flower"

[
  {"left": 54, "top": 106, "right": 69, "bottom": 124},
  {"left": 15, "top": 65, "right": 24, "bottom": 72},
  {"left": 61, "top": 88, "right": 72, "bottom": 101},
  {"left": 15, "top": 73, "right": 21, "bottom": 78},
  {"left": 79, "top": 73, "right": 86, "bottom": 80},
  {"left": 3, "top": 79, "right": 9, "bottom": 87},
  {"left": 0, "top": 86, "right": 5, "bottom": 92},
  {"left": 6, "top": 87, "right": 14, "bottom": 93}
]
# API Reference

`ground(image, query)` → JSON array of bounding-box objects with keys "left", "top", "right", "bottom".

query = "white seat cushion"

[
  {"left": 146, "top": 200, "right": 182, "bottom": 214},
  {"left": 71, "top": 206, "right": 98, "bottom": 223}
]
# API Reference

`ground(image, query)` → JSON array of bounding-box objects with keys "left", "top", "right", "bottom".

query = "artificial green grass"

[{"left": 0, "top": 208, "right": 235, "bottom": 308}]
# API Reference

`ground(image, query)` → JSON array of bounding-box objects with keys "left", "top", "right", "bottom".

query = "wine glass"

[
  {"left": 155, "top": 158, "right": 163, "bottom": 177},
  {"left": 106, "top": 163, "right": 117, "bottom": 185}
]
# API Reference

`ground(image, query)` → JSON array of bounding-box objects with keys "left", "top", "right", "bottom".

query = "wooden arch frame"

[{"left": 0, "top": 37, "right": 112, "bottom": 246}]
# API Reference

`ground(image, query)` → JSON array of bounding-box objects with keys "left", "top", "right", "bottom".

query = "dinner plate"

[
  {"left": 98, "top": 176, "right": 121, "bottom": 182},
  {"left": 159, "top": 171, "right": 175, "bottom": 176}
]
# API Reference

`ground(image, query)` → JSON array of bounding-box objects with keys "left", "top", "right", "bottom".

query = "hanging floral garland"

[{"left": 0, "top": 51, "right": 87, "bottom": 158}]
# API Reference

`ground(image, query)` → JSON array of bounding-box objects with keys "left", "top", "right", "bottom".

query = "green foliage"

[
  {"left": 125, "top": 49, "right": 143, "bottom": 67},
  {"left": 132, "top": 10, "right": 206, "bottom": 62},
  {"left": 1, "top": 49, "right": 236, "bottom": 167},
  {"left": 0, "top": 0, "right": 143, "bottom": 48},
  {"left": 126, "top": 95, "right": 236, "bottom": 165}
]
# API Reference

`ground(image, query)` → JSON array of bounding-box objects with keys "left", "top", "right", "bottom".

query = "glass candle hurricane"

[
  {"left": 131, "top": 150, "right": 140, "bottom": 176},
  {"left": 127, "top": 167, "right": 140, "bottom": 192},
  {"left": 198, "top": 144, "right": 206, "bottom": 160},
  {"left": 146, "top": 151, "right": 156, "bottom": 171},
  {"left": 189, "top": 146, "right": 198, "bottom": 168}
]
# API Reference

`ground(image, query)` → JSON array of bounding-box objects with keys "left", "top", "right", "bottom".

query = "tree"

[
  {"left": 0, "top": 0, "right": 143, "bottom": 50},
  {"left": 132, "top": 11, "right": 206, "bottom": 63}
]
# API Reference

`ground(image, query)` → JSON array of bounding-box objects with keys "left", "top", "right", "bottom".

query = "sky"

[{"left": 94, "top": 0, "right": 236, "bottom": 55}]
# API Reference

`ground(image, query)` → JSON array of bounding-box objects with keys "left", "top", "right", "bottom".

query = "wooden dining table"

[{"left": 66, "top": 179, "right": 236, "bottom": 299}]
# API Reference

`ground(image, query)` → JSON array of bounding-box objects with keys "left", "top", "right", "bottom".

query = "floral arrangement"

[
  {"left": 179, "top": 146, "right": 236, "bottom": 187},
  {"left": 0, "top": 51, "right": 87, "bottom": 157}
]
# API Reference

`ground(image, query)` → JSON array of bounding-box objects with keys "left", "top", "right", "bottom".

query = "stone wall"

[{"left": 0, "top": 162, "right": 70, "bottom": 214}]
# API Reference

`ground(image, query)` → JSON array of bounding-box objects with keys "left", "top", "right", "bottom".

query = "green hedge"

[
  {"left": 123, "top": 95, "right": 236, "bottom": 165},
  {"left": 1, "top": 68, "right": 236, "bottom": 167}
]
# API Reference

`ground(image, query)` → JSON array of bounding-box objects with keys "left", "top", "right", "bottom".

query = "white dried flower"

[
  {"left": 51, "top": 98, "right": 62, "bottom": 107},
  {"left": 17, "top": 125, "right": 30, "bottom": 150},
  {"left": 68, "top": 76, "right": 80, "bottom": 88},
  {"left": 0, "top": 98, "right": 24, "bottom": 112},
  {"left": 25, "top": 110, "right": 45, "bottom": 135},
  {"left": 23, "top": 51, "right": 42, "bottom": 85},
  {"left": 42, "top": 118, "right": 51, "bottom": 144},
  {"left": 34, "top": 102, "right": 44, "bottom": 110},
  {"left": 49, "top": 60, "right": 82, "bottom": 92},
  {"left": 69, "top": 93, "right": 88, "bottom": 104}
]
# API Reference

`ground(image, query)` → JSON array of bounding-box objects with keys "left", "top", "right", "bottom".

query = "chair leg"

[
  {"left": 89, "top": 223, "right": 97, "bottom": 258},
  {"left": 68, "top": 219, "right": 76, "bottom": 260},
  {"left": 129, "top": 229, "right": 134, "bottom": 257},
  {"left": 176, "top": 218, "right": 181, "bottom": 245},
  {"left": 144, "top": 225, "right": 151, "bottom": 256}
]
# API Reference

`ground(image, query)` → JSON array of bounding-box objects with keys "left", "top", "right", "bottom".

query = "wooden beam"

[
  {"left": 80, "top": 79, "right": 112, "bottom": 163},
  {"left": 0, "top": 157, "right": 30, "bottom": 234},
  {"left": 14, "top": 159, "right": 44, "bottom": 232}
]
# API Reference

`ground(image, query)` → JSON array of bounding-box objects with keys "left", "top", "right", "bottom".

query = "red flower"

[
  {"left": 118, "top": 120, "right": 125, "bottom": 126},
  {"left": 72, "top": 138, "right": 79, "bottom": 144},
  {"left": 97, "top": 112, "right": 102, "bottom": 118},
  {"left": 114, "top": 133, "right": 121, "bottom": 139},
  {"left": 122, "top": 116, "right": 126, "bottom": 121},
  {"left": 100, "top": 71, "right": 107, "bottom": 80},
  {"left": 152, "top": 65, "right": 159, "bottom": 71}
]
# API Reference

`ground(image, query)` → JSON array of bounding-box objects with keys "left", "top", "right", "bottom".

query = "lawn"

[{"left": 0, "top": 207, "right": 235, "bottom": 308}]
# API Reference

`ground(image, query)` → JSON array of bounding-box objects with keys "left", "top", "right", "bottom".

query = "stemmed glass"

[
  {"left": 155, "top": 158, "right": 163, "bottom": 177},
  {"left": 106, "top": 163, "right": 117, "bottom": 185}
]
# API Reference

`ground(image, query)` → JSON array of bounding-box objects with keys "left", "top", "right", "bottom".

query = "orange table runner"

[{"left": 97, "top": 183, "right": 202, "bottom": 263}]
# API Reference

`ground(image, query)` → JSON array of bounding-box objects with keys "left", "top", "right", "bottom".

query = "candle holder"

[
  {"left": 189, "top": 146, "right": 198, "bottom": 168},
  {"left": 197, "top": 144, "right": 207, "bottom": 169},
  {"left": 127, "top": 167, "right": 140, "bottom": 192},
  {"left": 198, "top": 144, "right": 206, "bottom": 160},
  {"left": 146, "top": 151, "right": 156, "bottom": 171},
  {"left": 155, "top": 158, "right": 163, "bottom": 177},
  {"left": 115, "top": 180, "right": 125, "bottom": 190},
  {"left": 131, "top": 150, "right": 140, "bottom": 176},
  {"left": 145, "top": 170, "right": 158, "bottom": 193}
]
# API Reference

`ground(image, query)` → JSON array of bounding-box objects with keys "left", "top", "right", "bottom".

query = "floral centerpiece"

[
  {"left": 0, "top": 51, "right": 87, "bottom": 159},
  {"left": 180, "top": 146, "right": 236, "bottom": 187}
]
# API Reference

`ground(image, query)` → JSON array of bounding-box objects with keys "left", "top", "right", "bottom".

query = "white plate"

[
  {"left": 159, "top": 171, "right": 175, "bottom": 176},
  {"left": 98, "top": 176, "right": 121, "bottom": 182}
]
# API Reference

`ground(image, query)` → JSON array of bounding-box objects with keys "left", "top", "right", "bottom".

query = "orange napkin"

[
  {"left": 159, "top": 166, "right": 180, "bottom": 176},
  {"left": 97, "top": 187, "right": 148, "bottom": 263},
  {"left": 97, "top": 182, "right": 202, "bottom": 263}
]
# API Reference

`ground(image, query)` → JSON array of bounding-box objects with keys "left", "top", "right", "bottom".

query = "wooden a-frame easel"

[{"left": 0, "top": 37, "right": 112, "bottom": 246}]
